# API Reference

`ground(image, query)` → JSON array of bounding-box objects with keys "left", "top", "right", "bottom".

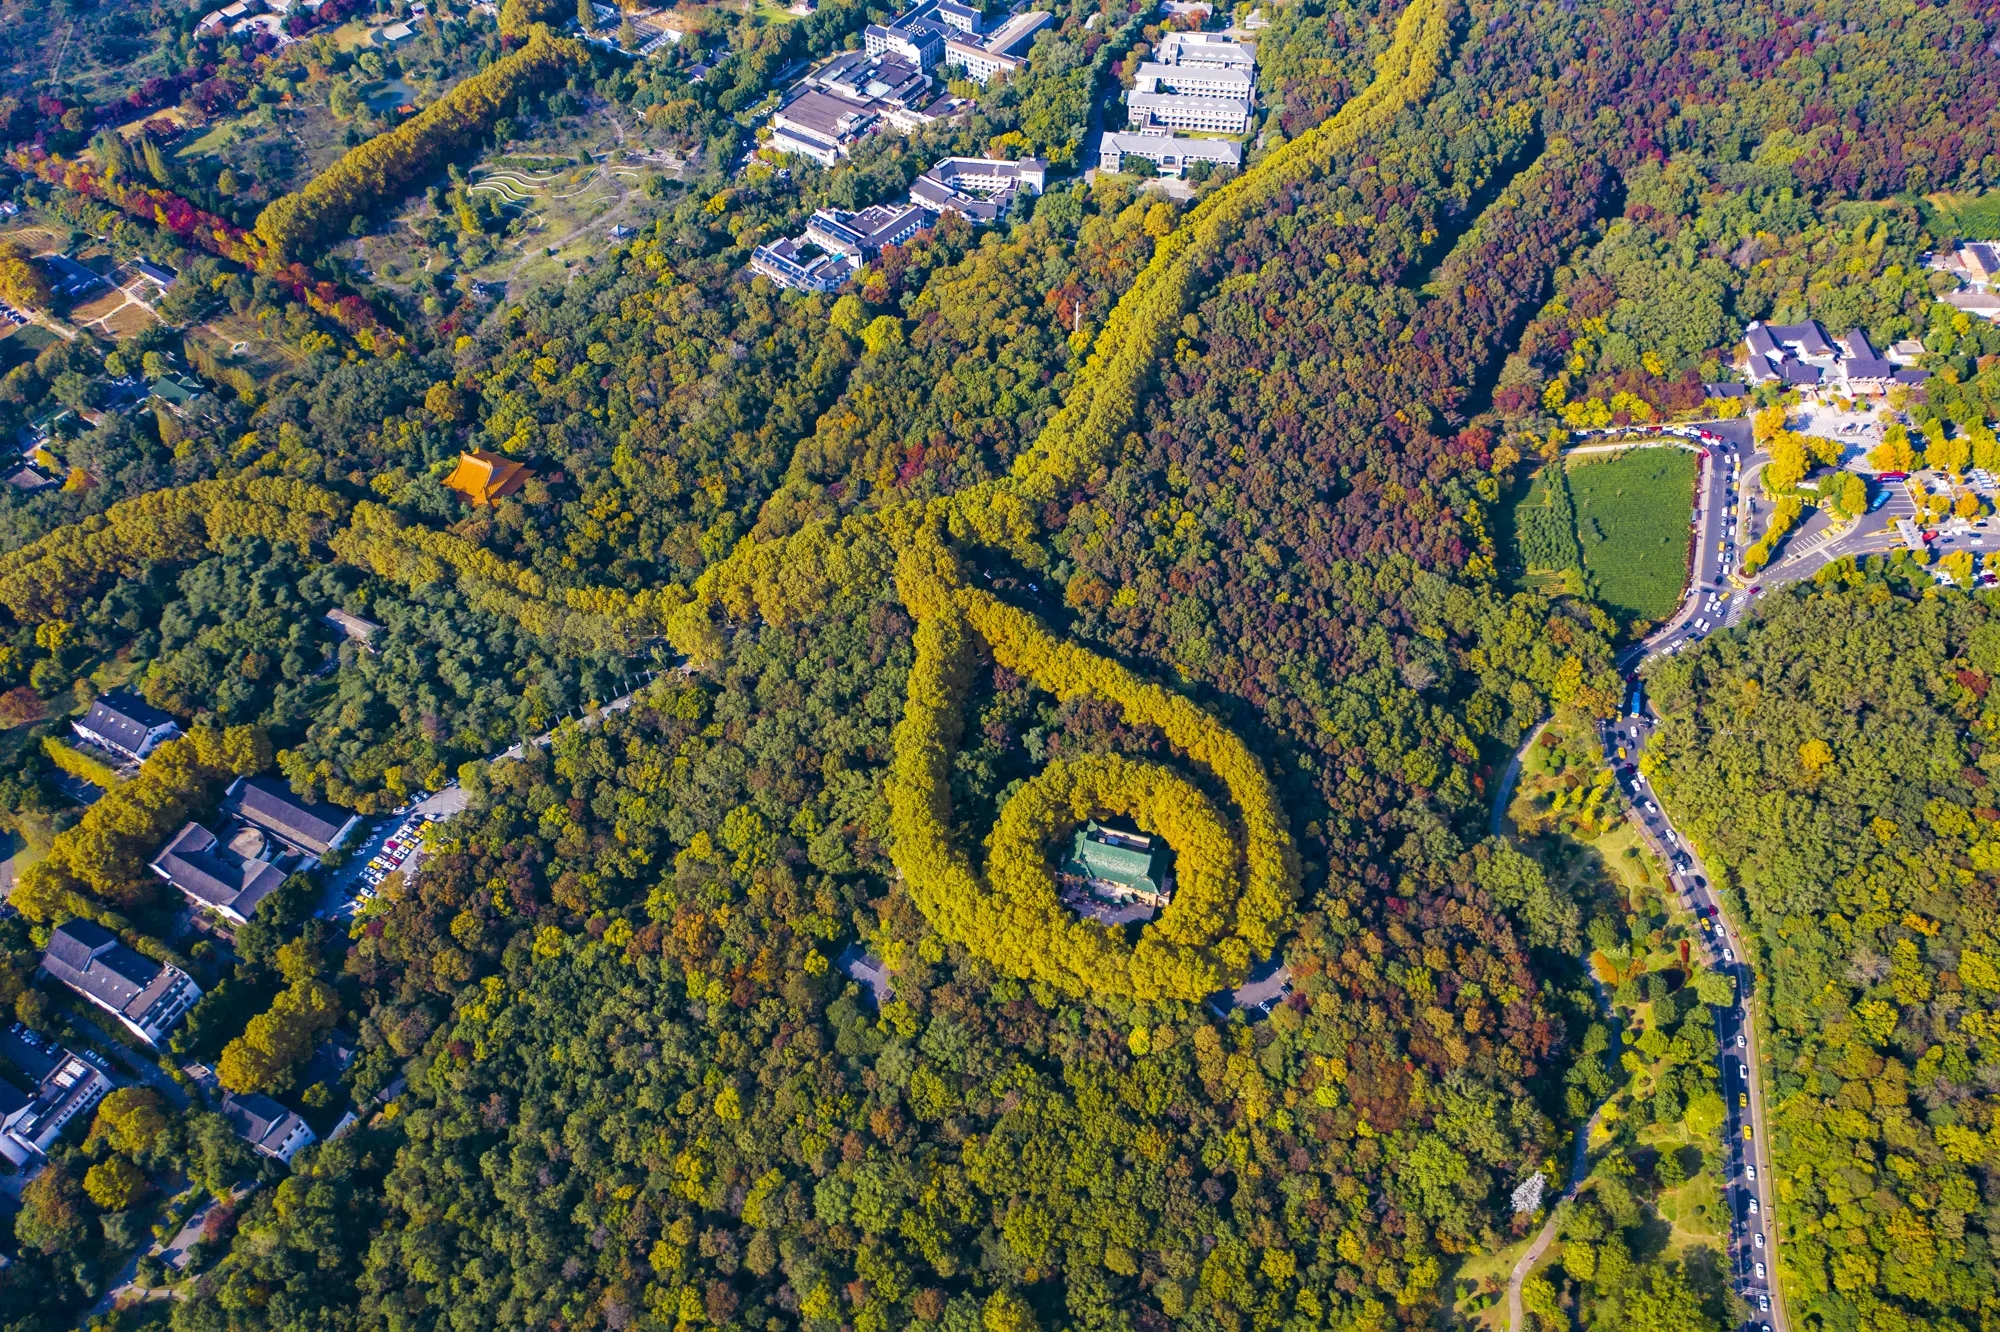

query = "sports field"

[{"left": 1567, "top": 447, "right": 1697, "bottom": 624}]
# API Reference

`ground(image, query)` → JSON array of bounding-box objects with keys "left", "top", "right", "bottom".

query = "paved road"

[
  {"left": 317, "top": 674, "right": 662, "bottom": 920},
  {"left": 1523, "top": 415, "right": 1807, "bottom": 1330},
  {"left": 1599, "top": 712, "right": 1786, "bottom": 1332}
]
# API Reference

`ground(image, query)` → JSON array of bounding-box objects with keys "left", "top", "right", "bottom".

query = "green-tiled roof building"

[{"left": 1061, "top": 821, "right": 1172, "bottom": 905}]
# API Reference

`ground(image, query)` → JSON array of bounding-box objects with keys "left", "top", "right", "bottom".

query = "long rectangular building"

[
  {"left": 1128, "top": 90, "right": 1251, "bottom": 134},
  {"left": 945, "top": 9, "right": 1053, "bottom": 83},
  {"left": 1132, "top": 60, "right": 1253, "bottom": 101},
  {"left": 1154, "top": 31, "right": 1256, "bottom": 69},
  {"left": 1098, "top": 131, "right": 1241, "bottom": 176},
  {"left": 41, "top": 920, "right": 202, "bottom": 1046}
]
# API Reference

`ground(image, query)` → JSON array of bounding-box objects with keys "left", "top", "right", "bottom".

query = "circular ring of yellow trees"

[{"left": 888, "top": 535, "right": 1299, "bottom": 1001}]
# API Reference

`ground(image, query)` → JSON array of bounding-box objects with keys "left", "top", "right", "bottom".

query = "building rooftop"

[
  {"left": 323, "top": 608, "right": 380, "bottom": 646},
  {"left": 774, "top": 88, "right": 882, "bottom": 142},
  {"left": 1099, "top": 131, "right": 1243, "bottom": 167},
  {"left": 982, "top": 9, "right": 1053, "bottom": 56},
  {"left": 221, "top": 1091, "right": 314, "bottom": 1159},
  {"left": 442, "top": 450, "right": 531, "bottom": 505},
  {"left": 807, "top": 203, "right": 935, "bottom": 260},
  {"left": 150, "top": 821, "right": 289, "bottom": 920},
  {"left": 1061, "top": 821, "right": 1172, "bottom": 899},
  {"left": 1134, "top": 60, "right": 1253, "bottom": 90},
  {"left": 42, "top": 921, "right": 182, "bottom": 1025},
  {"left": 1155, "top": 31, "right": 1256, "bottom": 67},
  {"left": 225, "top": 775, "right": 357, "bottom": 859},
  {"left": 77, "top": 690, "right": 176, "bottom": 758}
]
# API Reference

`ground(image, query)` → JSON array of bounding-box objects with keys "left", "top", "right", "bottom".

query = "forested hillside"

[
  {"left": 1647, "top": 568, "right": 2000, "bottom": 1332},
  {"left": 0, "top": 0, "right": 1997, "bottom": 1325}
]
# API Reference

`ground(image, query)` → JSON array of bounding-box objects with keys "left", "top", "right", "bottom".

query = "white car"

[
  {"left": 1724, "top": 948, "right": 1735, "bottom": 962},
  {"left": 1747, "top": 1164, "right": 1757, "bottom": 1180},
  {"left": 1737, "top": 1032, "right": 1746, "bottom": 1047},
  {"left": 1755, "top": 1232, "right": 1765, "bottom": 1249},
  {"left": 1748, "top": 1197, "right": 1759, "bottom": 1215},
  {"left": 1756, "top": 1262, "right": 1766, "bottom": 1280}
]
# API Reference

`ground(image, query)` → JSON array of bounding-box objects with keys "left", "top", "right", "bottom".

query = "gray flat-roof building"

[
  {"left": 750, "top": 236, "right": 857, "bottom": 293},
  {"left": 806, "top": 202, "right": 936, "bottom": 261},
  {"left": 770, "top": 88, "right": 882, "bottom": 165},
  {"left": 0, "top": 1022, "right": 114, "bottom": 1166},
  {"left": 1154, "top": 31, "right": 1256, "bottom": 69},
  {"left": 944, "top": 9, "right": 1052, "bottom": 82}
]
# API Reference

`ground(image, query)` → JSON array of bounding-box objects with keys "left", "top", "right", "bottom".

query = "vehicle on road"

[
  {"left": 1756, "top": 1262, "right": 1766, "bottom": 1280},
  {"left": 1747, "top": 1196, "right": 1758, "bottom": 1214}
]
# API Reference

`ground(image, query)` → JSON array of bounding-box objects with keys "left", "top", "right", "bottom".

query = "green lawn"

[
  {"left": 1567, "top": 447, "right": 1696, "bottom": 625},
  {"left": 1926, "top": 190, "right": 2000, "bottom": 242}
]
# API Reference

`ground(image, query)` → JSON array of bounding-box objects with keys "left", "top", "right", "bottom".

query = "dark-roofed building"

[
  {"left": 224, "top": 775, "right": 361, "bottom": 860},
  {"left": 769, "top": 88, "right": 882, "bottom": 165},
  {"left": 41, "top": 920, "right": 201, "bottom": 1046},
  {"left": 72, "top": 690, "right": 181, "bottom": 764},
  {"left": 0, "top": 1022, "right": 114, "bottom": 1166},
  {"left": 221, "top": 1091, "right": 316, "bottom": 1163},
  {"left": 1743, "top": 319, "right": 1849, "bottom": 391},
  {"left": 5, "top": 462, "right": 56, "bottom": 493},
  {"left": 809, "top": 50, "right": 934, "bottom": 111},
  {"left": 1831, "top": 328, "right": 1901, "bottom": 395},
  {"left": 149, "top": 821, "right": 290, "bottom": 925}
]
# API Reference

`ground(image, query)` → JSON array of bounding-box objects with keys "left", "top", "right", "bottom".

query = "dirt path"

[
  {"left": 1489, "top": 718, "right": 1547, "bottom": 838},
  {"left": 1492, "top": 725, "right": 1613, "bottom": 1331}
]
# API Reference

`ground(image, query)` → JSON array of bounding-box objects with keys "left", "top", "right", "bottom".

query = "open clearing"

[{"left": 1569, "top": 447, "right": 1696, "bottom": 625}]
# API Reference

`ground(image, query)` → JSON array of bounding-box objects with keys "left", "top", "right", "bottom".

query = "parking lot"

[{"left": 316, "top": 786, "right": 467, "bottom": 920}]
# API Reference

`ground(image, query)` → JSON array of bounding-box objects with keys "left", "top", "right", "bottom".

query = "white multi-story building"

[
  {"left": 751, "top": 203, "right": 937, "bottom": 292},
  {"left": 1097, "top": 131, "right": 1241, "bottom": 177},
  {"left": 944, "top": 10, "right": 1053, "bottom": 83},
  {"left": 1154, "top": 31, "right": 1256, "bottom": 70},
  {"left": 1131, "top": 60, "right": 1253, "bottom": 102},
  {"left": 909, "top": 157, "right": 1048, "bottom": 223},
  {"left": 0, "top": 1023, "right": 114, "bottom": 1167},
  {"left": 1128, "top": 91, "right": 1251, "bottom": 134}
]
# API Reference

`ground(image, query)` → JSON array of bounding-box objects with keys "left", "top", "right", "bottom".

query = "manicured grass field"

[{"left": 1567, "top": 446, "right": 1697, "bottom": 625}]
